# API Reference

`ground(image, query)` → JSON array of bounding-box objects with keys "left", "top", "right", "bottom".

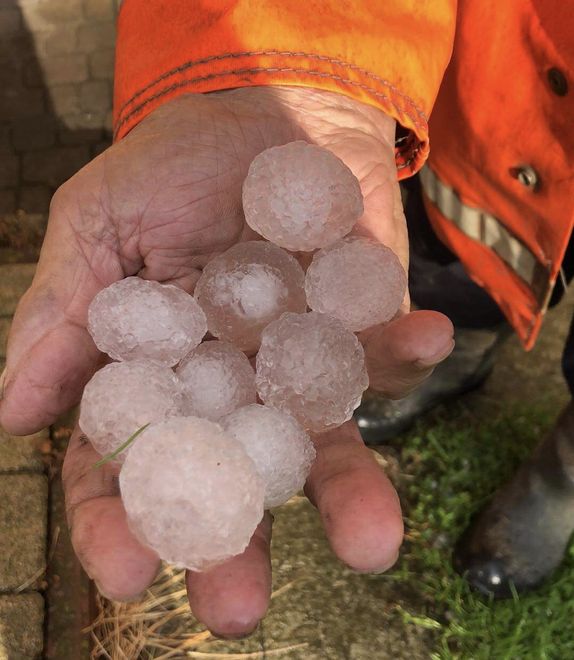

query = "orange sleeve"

[{"left": 113, "top": 0, "right": 457, "bottom": 177}]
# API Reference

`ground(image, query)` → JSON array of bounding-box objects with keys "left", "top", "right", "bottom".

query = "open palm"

[{"left": 0, "top": 87, "right": 453, "bottom": 637}]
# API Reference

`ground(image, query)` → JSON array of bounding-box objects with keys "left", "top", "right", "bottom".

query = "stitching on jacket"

[
  {"left": 114, "top": 66, "right": 428, "bottom": 145},
  {"left": 117, "top": 50, "right": 428, "bottom": 124}
]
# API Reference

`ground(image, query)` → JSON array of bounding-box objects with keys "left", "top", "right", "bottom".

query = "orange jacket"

[{"left": 114, "top": 0, "right": 574, "bottom": 349}]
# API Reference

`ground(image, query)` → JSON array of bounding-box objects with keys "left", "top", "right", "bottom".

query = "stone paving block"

[
  {"left": 0, "top": 593, "right": 44, "bottom": 660},
  {"left": 79, "top": 80, "right": 112, "bottom": 114},
  {"left": 49, "top": 85, "right": 81, "bottom": 116},
  {"left": 0, "top": 85, "right": 46, "bottom": 121},
  {"left": 18, "top": 186, "right": 52, "bottom": 214},
  {"left": 0, "top": 264, "right": 36, "bottom": 317},
  {"left": 0, "top": 127, "right": 11, "bottom": 152},
  {"left": 12, "top": 116, "right": 57, "bottom": 152},
  {"left": 20, "top": 0, "right": 83, "bottom": 31},
  {"left": 0, "top": 191, "right": 16, "bottom": 215},
  {"left": 60, "top": 112, "right": 107, "bottom": 132},
  {"left": 0, "top": 84, "right": 45, "bottom": 121},
  {"left": 88, "top": 49, "right": 115, "bottom": 80},
  {"left": 83, "top": 0, "right": 115, "bottom": 21},
  {"left": 0, "top": 9, "right": 22, "bottom": 36},
  {"left": 40, "top": 55, "right": 89, "bottom": 86},
  {"left": 0, "top": 89, "right": 45, "bottom": 122},
  {"left": 0, "top": 427, "right": 46, "bottom": 474},
  {"left": 0, "top": 153, "right": 19, "bottom": 189},
  {"left": 0, "top": 473, "right": 47, "bottom": 591},
  {"left": 58, "top": 127, "right": 103, "bottom": 148},
  {"left": 23, "top": 146, "right": 90, "bottom": 187},
  {"left": 76, "top": 22, "right": 116, "bottom": 53},
  {"left": 38, "top": 29, "right": 78, "bottom": 58},
  {"left": 92, "top": 139, "right": 112, "bottom": 158}
]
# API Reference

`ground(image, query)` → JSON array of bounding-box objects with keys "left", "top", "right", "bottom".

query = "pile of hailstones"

[{"left": 81, "top": 141, "right": 407, "bottom": 572}]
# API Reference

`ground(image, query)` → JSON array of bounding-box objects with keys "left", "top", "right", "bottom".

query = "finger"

[
  {"left": 360, "top": 309, "right": 454, "bottom": 399},
  {"left": 63, "top": 426, "right": 160, "bottom": 601},
  {"left": 305, "top": 420, "right": 403, "bottom": 573},
  {"left": 186, "top": 513, "right": 272, "bottom": 638},
  {"left": 0, "top": 176, "right": 128, "bottom": 435}
]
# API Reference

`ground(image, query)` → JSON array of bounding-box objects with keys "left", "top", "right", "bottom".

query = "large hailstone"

[
  {"left": 120, "top": 417, "right": 265, "bottom": 571},
  {"left": 256, "top": 312, "right": 369, "bottom": 432},
  {"left": 305, "top": 236, "right": 407, "bottom": 331},
  {"left": 242, "top": 141, "right": 364, "bottom": 251},
  {"left": 176, "top": 340, "right": 257, "bottom": 421},
  {"left": 222, "top": 404, "right": 316, "bottom": 508},
  {"left": 195, "top": 241, "right": 306, "bottom": 353},
  {"left": 79, "top": 360, "right": 184, "bottom": 463},
  {"left": 88, "top": 277, "right": 207, "bottom": 366}
]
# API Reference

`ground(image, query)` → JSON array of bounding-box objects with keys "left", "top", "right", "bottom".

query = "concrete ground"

[{"left": 1, "top": 1, "right": 573, "bottom": 658}]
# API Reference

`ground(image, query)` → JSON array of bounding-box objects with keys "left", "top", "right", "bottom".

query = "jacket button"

[
  {"left": 509, "top": 165, "right": 540, "bottom": 190},
  {"left": 547, "top": 68, "right": 568, "bottom": 96}
]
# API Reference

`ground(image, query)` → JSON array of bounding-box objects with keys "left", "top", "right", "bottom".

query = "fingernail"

[
  {"left": 210, "top": 623, "right": 259, "bottom": 640},
  {"left": 414, "top": 338, "right": 455, "bottom": 369},
  {"left": 94, "top": 580, "right": 145, "bottom": 603}
]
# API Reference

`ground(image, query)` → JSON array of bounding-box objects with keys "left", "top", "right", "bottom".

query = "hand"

[{"left": 0, "top": 87, "right": 453, "bottom": 637}]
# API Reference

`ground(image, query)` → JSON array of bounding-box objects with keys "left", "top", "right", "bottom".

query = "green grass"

[{"left": 393, "top": 402, "right": 574, "bottom": 659}]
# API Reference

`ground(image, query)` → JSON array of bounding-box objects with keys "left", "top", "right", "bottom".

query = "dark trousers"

[{"left": 403, "top": 176, "right": 574, "bottom": 397}]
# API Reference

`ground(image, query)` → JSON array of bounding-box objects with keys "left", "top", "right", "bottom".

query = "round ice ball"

[
  {"left": 242, "top": 141, "right": 364, "bottom": 251},
  {"left": 176, "top": 340, "right": 257, "bottom": 421},
  {"left": 256, "top": 312, "right": 369, "bottom": 432},
  {"left": 120, "top": 417, "right": 265, "bottom": 571},
  {"left": 305, "top": 236, "right": 407, "bottom": 331},
  {"left": 195, "top": 241, "right": 306, "bottom": 353},
  {"left": 79, "top": 359, "right": 184, "bottom": 463},
  {"left": 88, "top": 276, "right": 207, "bottom": 366},
  {"left": 222, "top": 404, "right": 316, "bottom": 508}
]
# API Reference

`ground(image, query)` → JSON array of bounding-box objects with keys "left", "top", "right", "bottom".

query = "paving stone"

[
  {"left": 0, "top": 88, "right": 45, "bottom": 121},
  {"left": 22, "top": 146, "right": 90, "bottom": 187},
  {"left": 0, "top": 60, "right": 24, "bottom": 90},
  {"left": 0, "top": 126, "right": 11, "bottom": 151},
  {"left": 60, "top": 112, "right": 108, "bottom": 132},
  {"left": 20, "top": 0, "right": 83, "bottom": 31},
  {"left": 92, "top": 139, "right": 112, "bottom": 158},
  {"left": 22, "top": 60, "right": 43, "bottom": 89},
  {"left": 49, "top": 85, "right": 81, "bottom": 116},
  {"left": 0, "top": 191, "right": 16, "bottom": 215},
  {"left": 76, "top": 22, "right": 116, "bottom": 53},
  {"left": 0, "top": 427, "right": 46, "bottom": 474},
  {"left": 18, "top": 186, "right": 52, "bottom": 214},
  {"left": 0, "top": 473, "right": 47, "bottom": 591},
  {"left": 80, "top": 80, "right": 112, "bottom": 114},
  {"left": 0, "top": 264, "right": 36, "bottom": 316},
  {"left": 104, "top": 110, "right": 113, "bottom": 133},
  {"left": 0, "top": 153, "right": 18, "bottom": 189},
  {"left": 40, "top": 55, "right": 89, "bottom": 86},
  {"left": 38, "top": 28, "right": 78, "bottom": 57},
  {"left": 83, "top": 0, "right": 115, "bottom": 21},
  {"left": 0, "top": 9, "right": 23, "bottom": 36},
  {"left": 0, "top": 594, "right": 44, "bottom": 660},
  {"left": 12, "top": 116, "right": 57, "bottom": 152},
  {"left": 88, "top": 49, "right": 115, "bottom": 80},
  {"left": 58, "top": 127, "right": 103, "bottom": 147}
]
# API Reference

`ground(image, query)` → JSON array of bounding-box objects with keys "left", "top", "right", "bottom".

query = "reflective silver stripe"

[{"left": 419, "top": 165, "right": 539, "bottom": 286}]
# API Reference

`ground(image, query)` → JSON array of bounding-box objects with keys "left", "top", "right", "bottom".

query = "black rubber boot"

[
  {"left": 453, "top": 402, "right": 574, "bottom": 597},
  {"left": 355, "top": 322, "right": 510, "bottom": 444}
]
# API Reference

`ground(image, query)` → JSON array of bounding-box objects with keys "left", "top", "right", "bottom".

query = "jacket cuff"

[{"left": 114, "top": 0, "right": 456, "bottom": 177}]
